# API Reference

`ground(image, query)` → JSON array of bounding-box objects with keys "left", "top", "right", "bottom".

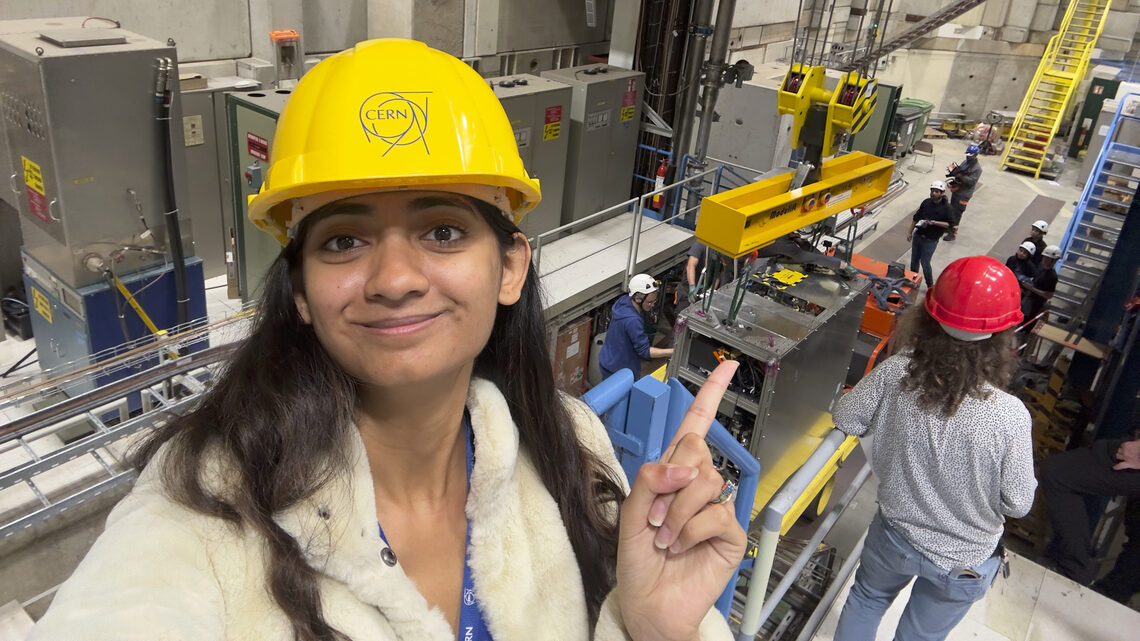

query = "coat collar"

[{"left": 274, "top": 378, "right": 588, "bottom": 640}]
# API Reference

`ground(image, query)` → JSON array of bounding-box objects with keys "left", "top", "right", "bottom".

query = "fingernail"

[
  {"left": 669, "top": 540, "right": 683, "bottom": 554},
  {"left": 648, "top": 497, "right": 667, "bottom": 527},
  {"left": 666, "top": 465, "right": 698, "bottom": 482},
  {"left": 654, "top": 525, "right": 673, "bottom": 550}
]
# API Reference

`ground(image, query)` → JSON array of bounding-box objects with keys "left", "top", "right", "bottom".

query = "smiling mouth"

[{"left": 360, "top": 313, "right": 442, "bottom": 334}]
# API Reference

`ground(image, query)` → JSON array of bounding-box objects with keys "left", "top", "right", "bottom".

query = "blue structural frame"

[{"left": 582, "top": 369, "right": 761, "bottom": 618}]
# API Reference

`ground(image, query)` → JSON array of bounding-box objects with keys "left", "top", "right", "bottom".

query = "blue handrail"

[
  {"left": 582, "top": 371, "right": 761, "bottom": 618},
  {"left": 1060, "top": 92, "right": 1140, "bottom": 261}
]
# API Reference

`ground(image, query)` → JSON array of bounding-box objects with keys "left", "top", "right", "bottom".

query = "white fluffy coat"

[{"left": 29, "top": 378, "right": 731, "bottom": 641}]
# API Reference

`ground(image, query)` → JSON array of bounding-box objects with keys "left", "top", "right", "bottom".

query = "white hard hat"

[
  {"left": 628, "top": 273, "right": 659, "bottom": 296},
  {"left": 1019, "top": 241, "right": 1037, "bottom": 256},
  {"left": 1042, "top": 245, "right": 1062, "bottom": 259},
  {"left": 1032, "top": 220, "right": 1049, "bottom": 233},
  {"left": 930, "top": 180, "right": 947, "bottom": 191}
]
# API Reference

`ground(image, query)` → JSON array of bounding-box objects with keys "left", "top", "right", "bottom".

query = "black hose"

[
  {"left": 156, "top": 57, "right": 189, "bottom": 354},
  {"left": 2, "top": 347, "right": 37, "bottom": 378}
]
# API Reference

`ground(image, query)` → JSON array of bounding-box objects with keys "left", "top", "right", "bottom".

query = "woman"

[
  {"left": 29, "top": 40, "right": 745, "bottom": 641},
  {"left": 906, "top": 180, "right": 954, "bottom": 289},
  {"left": 832, "top": 256, "right": 1036, "bottom": 641}
]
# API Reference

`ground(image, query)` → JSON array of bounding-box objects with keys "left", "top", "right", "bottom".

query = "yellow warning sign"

[
  {"left": 22, "top": 156, "right": 44, "bottom": 195},
  {"left": 620, "top": 105, "right": 635, "bottom": 122},
  {"left": 31, "top": 287, "right": 52, "bottom": 324},
  {"left": 770, "top": 269, "right": 807, "bottom": 286},
  {"left": 543, "top": 121, "right": 561, "bottom": 141}
]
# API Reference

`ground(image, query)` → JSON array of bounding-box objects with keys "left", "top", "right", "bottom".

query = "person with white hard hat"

[
  {"left": 907, "top": 180, "right": 955, "bottom": 288},
  {"left": 1005, "top": 241, "right": 1039, "bottom": 284},
  {"left": 1024, "top": 220, "right": 1049, "bottom": 266},
  {"left": 833, "top": 256, "right": 1035, "bottom": 641},
  {"left": 28, "top": 39, "right": 742, "bottom": 641},
  {"left": 1020, "top": 244, "right": 1061, "bottom": 326},
  {"left": 599, "top": 274, "right": 675, "bottom": 380}
]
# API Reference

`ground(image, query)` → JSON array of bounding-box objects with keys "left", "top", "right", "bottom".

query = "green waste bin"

[{"left": 897, "top": 98, "right": 935, "bottom": 143}]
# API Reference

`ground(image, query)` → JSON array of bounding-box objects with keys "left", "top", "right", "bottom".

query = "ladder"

[
  {"left": 1000, "top": 0, "right": 1111, "bottom": 178},
  {"left": 1049, "top": 93, "right": 1140, "bottom": 323}
]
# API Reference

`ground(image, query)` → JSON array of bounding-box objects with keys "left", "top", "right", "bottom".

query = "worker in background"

[
  {"left": 1041, "top": 433, "right": 1140, "bottom": 604},
  {"left": 600, "top": 274, "right": 675, "bottom": 379},
  {"left": 1020, "top": 245, "right": 1060, "bottom": 326},
  {"left": 679, "top": 240, "right": 730, "bottom": 307},
  {"left": 833, "top": 256, "right": 1035, "bottom": 641},
  {"left": 1005, "top": 241, "right": 1038, "bottom": 284},
  {"left": 28, "top": 40, "right": 743, "bottom": 641},
  {"left": 1024, "top": 220, "right": 1049, "bottom": 266},
  {"left": 943, "top": 144, "right": 982, "bottom": 241},
  {"left": 906, "top": 180, "right": 954, "bottom": 288}
]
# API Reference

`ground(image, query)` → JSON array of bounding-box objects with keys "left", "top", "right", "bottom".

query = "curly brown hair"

[{"left": 896, "top": 299, "right": 1016, "bottom": 417}]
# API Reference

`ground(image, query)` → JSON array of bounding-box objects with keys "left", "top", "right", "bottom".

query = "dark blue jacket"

[{"left": 598, "top": 295, "right": 651, "bottom": 378}]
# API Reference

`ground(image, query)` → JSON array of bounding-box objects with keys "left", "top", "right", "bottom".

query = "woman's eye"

[
  {"left": 425, "top": 225, "right": 466, "bottom": 245},
  {"left": 322, "top": 235, "right": 364, "bottom": 252}
]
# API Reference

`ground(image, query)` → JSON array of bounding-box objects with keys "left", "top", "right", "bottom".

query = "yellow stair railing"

[{"left": 1000, "top": 0, "right": 1111, "bottom": 178}]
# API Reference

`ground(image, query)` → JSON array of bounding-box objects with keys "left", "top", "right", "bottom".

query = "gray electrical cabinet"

[
  {"left": 0, "top": 28, "right": 193, "bottom": 289},
  {"left": 488, "top": 74, "right": 571, "bottom": 238},
  {"left": 181, "top": 78, "right": 260, "bottom": 279},
  {"left": 540, "top": 65, "right": 644, "bottom": 225},
  {"left": 225, "top": 90, "right": 291, "bottom": 302}
]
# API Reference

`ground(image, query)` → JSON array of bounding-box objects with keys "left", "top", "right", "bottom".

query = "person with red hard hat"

[{"left": 832, "top": 256, "right": 1036, "bottom": 641}]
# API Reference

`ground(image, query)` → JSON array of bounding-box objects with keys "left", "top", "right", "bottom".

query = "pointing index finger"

[{"left": 666, "top": 360, "right": 739, "bottom": 454}]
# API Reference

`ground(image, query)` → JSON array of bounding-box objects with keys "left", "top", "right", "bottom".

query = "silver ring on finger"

[{"left": 708, "top": 478, "right": 738, "bottom": 505}]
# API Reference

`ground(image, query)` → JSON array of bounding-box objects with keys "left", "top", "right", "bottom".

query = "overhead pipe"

[
  {"left": 690, "top": 0, "right": 738, "bottom": 165},
  {"left": 670, "top": 0, "right": 716, "bottom": 185}
]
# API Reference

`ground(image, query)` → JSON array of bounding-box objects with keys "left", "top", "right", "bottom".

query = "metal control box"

[
  {"left": 0, "top": 28, "right": 193, "bottom": 289},
  {"left": 540, "top": 65, "right": 644, "bottom": 225},
  {"left": 225, "top": 90, "right": 291, "bottom": 302},
  {"left": 667, "top": 270, "right": 868, "bottom": 472},
  {"left": 21, "top": 249, "right": 208, "bottom": 403},
  {"left": 488, "top": 74, "right": 571, "bottom": 238},
  {"left": 705, "top": 64, "right": 796, "bottom": 174}
]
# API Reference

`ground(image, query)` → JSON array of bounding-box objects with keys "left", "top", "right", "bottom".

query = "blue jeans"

[
  {"left": 835, "top": 513, "right": 1000, "bottom": 641},
  {"left": 910, "top": 235, "right": 938, "bottom": 287}
]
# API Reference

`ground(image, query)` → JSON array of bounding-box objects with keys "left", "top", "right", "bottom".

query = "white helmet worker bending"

[{"left": 598, "top": 273, "right": 673, "bottom": 379}]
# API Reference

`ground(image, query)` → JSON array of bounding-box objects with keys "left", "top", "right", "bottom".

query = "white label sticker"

[
  {"left": 565, "top": 340, "right": 580, "bottom": 359},
  {"left": 1097, "top": 124, "right": 1110, "bottom": 136},
  {"left": 586, "top": 110, "right": 611, "bottom": 131},
  {"left": 514, "top": 127, "right": 532, "bottom": 149},
  {"left": 183, "top": 114, "right": 205, "bottom": 146}
]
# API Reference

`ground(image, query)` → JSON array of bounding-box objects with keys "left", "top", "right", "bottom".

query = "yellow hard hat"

[{"left": 247, "top": 38, "right": 542, "bottom": 245}]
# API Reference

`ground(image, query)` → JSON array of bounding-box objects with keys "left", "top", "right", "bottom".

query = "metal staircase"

[
  {"left": 1049, "top": 93, "right": 1140, "bottom": 322},
  {"left": 1000, "top": 0, "right": 1111, "bottom": 178}
]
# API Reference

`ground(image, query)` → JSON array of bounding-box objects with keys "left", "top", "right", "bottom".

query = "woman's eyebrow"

[{"left": 407, "top": 195, "right": 473, "bottom": 211}]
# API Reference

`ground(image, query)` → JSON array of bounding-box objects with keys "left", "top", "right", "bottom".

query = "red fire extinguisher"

[{"left": 651, "top": 159, "right": 668, "bottom": 210}]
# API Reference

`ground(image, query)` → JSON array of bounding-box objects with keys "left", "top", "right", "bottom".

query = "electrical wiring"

[{"left": 81, "top": 17, "right": 120, "bottom": 28}]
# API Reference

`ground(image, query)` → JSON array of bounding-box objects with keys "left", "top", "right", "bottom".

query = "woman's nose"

[{"left": 361, "top": 236, "right": 430, "bottom": 301}]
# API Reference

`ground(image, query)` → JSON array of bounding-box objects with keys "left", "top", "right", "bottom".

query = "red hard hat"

[{"left": 925, "top": 256, "right": 1023, "bottom": 334}]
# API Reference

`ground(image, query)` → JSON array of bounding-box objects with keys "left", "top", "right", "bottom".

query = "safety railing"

[{"left": 735, "top": 429, "right": 871, "bottom": 640}]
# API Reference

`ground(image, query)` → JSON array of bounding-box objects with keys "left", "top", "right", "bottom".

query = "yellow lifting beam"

[
  {"left": 695, "top": 151, "right": 895, "bottom": 258},
  {"left": 777, "top": 64, "right": 878, "bottom": 159}
]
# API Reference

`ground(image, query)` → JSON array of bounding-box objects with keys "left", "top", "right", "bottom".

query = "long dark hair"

[
  {"left": 897, "top": 300, "right": 1015, "bottom": 416},
  {"left": 134, "top": 198, "right": 624, "bottom": 639}
]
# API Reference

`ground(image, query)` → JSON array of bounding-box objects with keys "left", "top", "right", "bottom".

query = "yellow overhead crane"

[{"left": 692, "top": 0, "right": 989, "bottom": 259}]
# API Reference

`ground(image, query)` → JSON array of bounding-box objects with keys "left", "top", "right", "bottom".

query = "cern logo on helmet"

[{"left": 359, "top": 92, "right": 430, "bottom": 155}]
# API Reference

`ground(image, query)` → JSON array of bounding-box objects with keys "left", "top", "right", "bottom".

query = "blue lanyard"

[{"left": 377, "top": 412, "right": 491, "bottom": 641}]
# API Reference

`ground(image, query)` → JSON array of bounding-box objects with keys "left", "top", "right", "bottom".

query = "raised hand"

[{"left": 616, "top": 361, "right": 748, "bottom": 641}]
